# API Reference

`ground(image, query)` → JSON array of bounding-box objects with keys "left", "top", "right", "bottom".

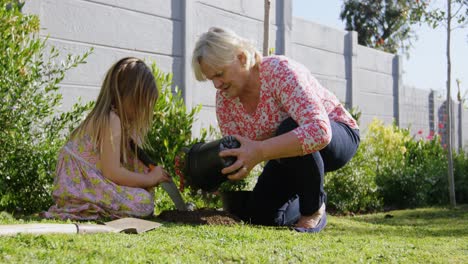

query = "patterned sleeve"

[
  {"left": 216, "top": 92, "right": 241, "bottom": 137},
  {"left": 272, "top": 59, "right": 332, "bottom": 154}
]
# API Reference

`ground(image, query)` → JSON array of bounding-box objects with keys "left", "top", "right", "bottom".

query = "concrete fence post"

[
  {"left": 183, "top": 0, "right": 195, "bottom": 110},
  {"left": 429, "top": 90, "right": 435, "bottom": 133},
  {"left": 393, "top": 55, "right": 403, "bottom": 126},
  {"left": 275, "top": 0, "right": 292, "bottom": 56},
  {"left": 345, "top": 31, "right": 358, "bottom": 110}
]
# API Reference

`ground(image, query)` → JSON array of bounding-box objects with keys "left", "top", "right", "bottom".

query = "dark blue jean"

[{"left": 243, "top": 118, "right": 360, "bottom": 226}]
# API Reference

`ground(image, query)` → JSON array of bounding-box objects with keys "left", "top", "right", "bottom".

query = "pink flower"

[
  {"left": 426, "top": 131, "right": 435, "bottom": 140},
  {"left": 417, "top": 129, "right": 423, "bottom": 135}
]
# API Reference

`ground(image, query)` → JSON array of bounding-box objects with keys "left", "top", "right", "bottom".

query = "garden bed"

[{"left": 157, "top": 208, "right": 241, "bottom": 225}]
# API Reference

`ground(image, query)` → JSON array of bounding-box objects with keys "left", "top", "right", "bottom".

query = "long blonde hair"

[
  {"left": 192, "top": 27, "right": 261, "bottom": 81},
  {"left": 72, "top": 57, "right": 158, "bottom": 162}
]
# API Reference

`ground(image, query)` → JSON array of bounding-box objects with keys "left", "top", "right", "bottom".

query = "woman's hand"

[
  {"left": 219, "top": 135, "right": 264, "bottom": 181},
  {"left": 148, "top": 166, "right": 172, "bottom": 187}
]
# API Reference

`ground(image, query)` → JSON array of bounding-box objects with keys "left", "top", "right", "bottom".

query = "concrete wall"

[
  {"left": 24, "top": 0, "right": 184, "bottom": 111},
  {"left": 23, "top": 0, "right": 468, "bottom": 151},
  {"left": 290, "top": 18, "right": 348, "bottom": 104},
  {"left": 400, "top": 87, "right": 434, "bottom": 136},
  {"left": 289, "top": 17, "right": 402, "bottom": 131},
  {"left": 186, "top": 0, "right": 280, "bottom": 134}
]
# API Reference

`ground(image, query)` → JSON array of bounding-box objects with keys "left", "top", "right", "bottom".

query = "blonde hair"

[
  {"left": 72, "top": 57, "right": 158, "bottom": 162},
  {"left": 192, "top": 27, "right": 261, "bottom": 81}
]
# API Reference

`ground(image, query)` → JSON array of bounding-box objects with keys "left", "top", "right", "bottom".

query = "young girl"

[{"left": 43, "top": 57, "right": 170, "bottom": 220}]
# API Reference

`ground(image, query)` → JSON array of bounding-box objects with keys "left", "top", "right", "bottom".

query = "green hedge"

[
  {"left": 0, "top": 1, "right": 92, "bottom": 214},
  {"left": 326, "top": 118, "right": 468, "bottom": 213}
]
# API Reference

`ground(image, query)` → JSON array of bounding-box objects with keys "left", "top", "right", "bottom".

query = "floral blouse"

[{"left": 216, "top": 55, "right": 359, "bottom": 155}]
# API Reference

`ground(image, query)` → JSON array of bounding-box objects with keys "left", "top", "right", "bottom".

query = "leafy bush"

[
  {"left": 146, "top": 64, "right": 207, "bottom": 177},
  {"left": 407, "top": 136, "right": 447, "bottom": 206},
  {"left": 454, "top": 151, "right": 468, "bottom": 204},
  {"left": 379, "top": 134, "right": 447, "bottom": 208},
  {"left": 366, "top": 119, "right": 411, "bottom": 177},
  {"left": 0, "top": 1, "right": 92, "bottom": 213},
  {"left": 325, "top": 140, "right": 382, "bottom": 214},
  {"left": 325, "top": 118, "right": 459, "bottom": 213},
  {"left": 325, "top": 112, "right": 382, "bottom": 213},
  {"left": 369, "top": 120, "right": 449, "bottom": 209},
  {"left": 145, "top": 64, "right": 212, "bottom": 212}
]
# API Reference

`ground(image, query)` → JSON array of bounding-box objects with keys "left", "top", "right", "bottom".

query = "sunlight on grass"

[{"left": 0, "top": 206, "right": 467, "bottom": 263}]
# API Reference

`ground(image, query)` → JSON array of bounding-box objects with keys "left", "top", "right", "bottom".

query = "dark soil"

[{"left": 157, "top": 208, "right": 241, "bottom": 225}]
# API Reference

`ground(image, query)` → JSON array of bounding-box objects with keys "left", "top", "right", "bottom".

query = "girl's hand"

[
  {"left": 148, "top": 166, "right": 172, "bottom": 187},
  {"left": 219, "top": 135, "right": 264, "bottom": 181}
]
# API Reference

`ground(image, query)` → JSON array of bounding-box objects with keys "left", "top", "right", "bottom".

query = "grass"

[{"left": 0, "top": 205, "right": 467, "bottom": 263}]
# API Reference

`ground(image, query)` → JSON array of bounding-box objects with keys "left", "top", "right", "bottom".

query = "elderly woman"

[{"left": 191, "top": 27, "right": 360, "bottom": 232}]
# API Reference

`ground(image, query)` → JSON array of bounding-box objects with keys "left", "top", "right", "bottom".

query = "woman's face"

[{"left": 199, "top": 53, "right": 249, "bottom": 98}]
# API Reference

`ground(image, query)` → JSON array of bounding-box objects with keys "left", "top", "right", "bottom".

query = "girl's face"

[{"left": 199, "top": 53, "right": 250, "bottom": 98}]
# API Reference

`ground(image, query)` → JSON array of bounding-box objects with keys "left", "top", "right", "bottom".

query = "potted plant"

[
  {"left": 174, "top": 136, "right": 240, "bottom": 192},
  {"left": 218, "top": 180, "right": 253, "bottom": 219},
  {"left": 174, "top": 136, "right": 260, "bottom": 219}
]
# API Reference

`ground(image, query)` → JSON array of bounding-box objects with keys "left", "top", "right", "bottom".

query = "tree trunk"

[
  {"left": 459, "top": 102, "right": 463, "bottom": 153},
  {"left": 446, "top": 0, "right": 456, "bottom": 207},
  {"left": 263, "top": 0, "right": 271, "bottom": 56}
]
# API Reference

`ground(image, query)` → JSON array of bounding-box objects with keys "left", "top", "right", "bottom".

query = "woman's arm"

[
  {"left": 100, "top": 113, "right": 170, "bottom": 188},
  {"left": 273, "top": 59, "right": 332, "bottom": 155},
  {"left": 220, "top": 58, "right": 332, "bottom": 180},
  {"left": 258, "top": 131, "right": 303, "bottom": 160},
  {"left": 219, "top": 132, "right": 302, "bottom": 180}
]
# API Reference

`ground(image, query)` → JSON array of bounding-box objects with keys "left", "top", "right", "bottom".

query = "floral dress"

[{"left": 43, "top": 133, "right": 154, "bottom": 220}]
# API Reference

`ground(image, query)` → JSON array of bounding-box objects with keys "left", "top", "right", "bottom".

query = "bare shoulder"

[
  {"left": 109, "top": 111, "right": 121, "bottom": 123},
  {"left": 109, "top": 111, "right": 122, "bottom": 136}
]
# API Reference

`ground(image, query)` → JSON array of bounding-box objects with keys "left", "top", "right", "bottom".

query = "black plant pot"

[
  {"left": 221, "top": 190, "right": 252, "bottom": 220},
  {"left": 184, "top": 136, "right": 240, "bottom": 192}
]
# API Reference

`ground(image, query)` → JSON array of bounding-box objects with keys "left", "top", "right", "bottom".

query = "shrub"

[
  {"left": 326, "top": 117, "right": 465, "bottom": 212},
  {"left": 363, "top": 120, "right": 409, "bottom": 208},
  {"left": 407, "top": 136, "right": 447, "bottom": 206},
  {"left": 325, "top": 118, "right": 451, "bottom": 213},
  {"left": 366, "top": 119, "right": 411, "bottom": 176},
  {"left": 145, "top": 64, "right": 207, "bottom": 177},
  {"left": 454, "top": 151, "right": 468, "bottom": 204},
  {"left": 325, "top": 112, "right": 382, "bottom": 214},
  {"left": 325, "top": 140, "right": 382, "bottom": 214},
  {"left": 0, "top": 1, "right": 92, "bottom": 213},
  {"left": 145, "top": 64, "right": 212, "bottom": 212},
  {"left": 381, "top": 134, "right": 448, "bottom": 208},
  {"left": 369, "top": 119, "right": 449, "bottom": 208}
]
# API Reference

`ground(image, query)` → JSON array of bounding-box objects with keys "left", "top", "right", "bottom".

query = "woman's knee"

[{"left": 320, "top": 122, "right": 360, "bottom": 172}]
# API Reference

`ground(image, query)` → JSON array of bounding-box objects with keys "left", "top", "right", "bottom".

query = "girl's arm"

[{"left": 100, "top": 112, "right": 169, "bottom": 188}]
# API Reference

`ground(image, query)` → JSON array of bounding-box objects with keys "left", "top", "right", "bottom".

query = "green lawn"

[{"left": 1, "top": 205, "right": 467, "bottom": 263}]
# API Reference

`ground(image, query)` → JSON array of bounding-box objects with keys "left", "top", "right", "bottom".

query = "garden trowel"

[
  {"left": 130, "top": 141, "right": 188, "bottom": 211},
  {"left": 0, "top": 217, "right": 161, "bottom": 236}
]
